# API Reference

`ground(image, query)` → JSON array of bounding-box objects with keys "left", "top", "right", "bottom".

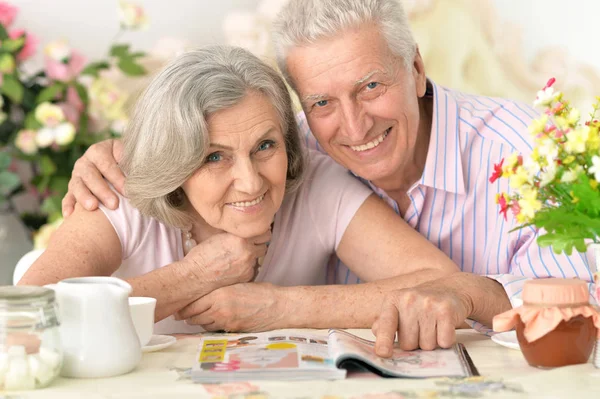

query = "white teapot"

[{"left": 46, "top": 276, "right": 141, "bottom": 378}]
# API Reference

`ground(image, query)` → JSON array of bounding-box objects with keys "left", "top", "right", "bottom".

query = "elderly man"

[{"left": 62, "top": 0, "right": 595, "bottom": 353}]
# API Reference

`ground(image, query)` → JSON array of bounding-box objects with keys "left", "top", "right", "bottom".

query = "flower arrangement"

[
  {"left": 0, "top": 1, "right": 148, "bottom": 235},
  {"left": 490, "top": 78, "right": 600, "bottom": 255}
]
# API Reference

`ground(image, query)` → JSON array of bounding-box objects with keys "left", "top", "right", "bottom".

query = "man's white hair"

[{"left": 272, "top": 0, "right": 417, "bottom": 85}]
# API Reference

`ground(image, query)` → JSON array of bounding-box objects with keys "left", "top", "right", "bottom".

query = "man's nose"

[
  {"left": 232, "top": 157, "right": 262, "bottom": 194},
  {"left": 340, "top": 100, "right": 374, "bottom": 142}
]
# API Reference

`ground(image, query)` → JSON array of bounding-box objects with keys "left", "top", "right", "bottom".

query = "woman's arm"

[
  {"left": 17, "top": 204, "right": 267, "bottom": 321},
  {"left": 278, "top": 194, "right": 461, "bottom": 328}
]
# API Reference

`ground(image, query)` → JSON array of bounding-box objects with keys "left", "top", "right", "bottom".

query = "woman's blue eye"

[
  {"left": 366, "top": 82, "right": 379, "bottom": 89},
  {"left": 206, "top": 153, "right": 222, "bottom": 163},
  {"left": 258, "top": 141, "right": 274, "bottom": 151},
  {"left": 315, "top": 100, "right": 328, "bottom": 107}
]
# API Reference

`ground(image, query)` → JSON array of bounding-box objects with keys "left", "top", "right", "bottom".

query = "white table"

[{"left": 14, "top": 329, "right": 600, "bottom": 398}]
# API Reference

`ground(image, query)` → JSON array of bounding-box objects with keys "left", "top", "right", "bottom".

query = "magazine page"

[
  {"left": 192, "top": 331, "right": 346, "bottom": 382},
  {"left": 328, "top": 329, "right": 475, "bottom": 378}
]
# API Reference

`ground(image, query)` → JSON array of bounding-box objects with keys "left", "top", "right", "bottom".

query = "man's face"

[{"left": 286, "top": 24, "right": 427, "bottom": 184}]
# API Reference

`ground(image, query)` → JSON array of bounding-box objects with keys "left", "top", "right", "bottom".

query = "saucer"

[
  {"left": 142, "top": 335, "right": 177, "bottom": 353},
  {"left": 491, "top": 331, "right": 520, "bottom": 350}
]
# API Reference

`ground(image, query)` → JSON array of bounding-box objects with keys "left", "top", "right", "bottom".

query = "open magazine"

[{"left": 191, "top": 329, "right": 478, "bottom": 382}]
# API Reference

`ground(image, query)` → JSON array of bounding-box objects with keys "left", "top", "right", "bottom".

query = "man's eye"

[
  {"left": 206, "top": 152, "right": 222, "bottom": 163},
  {"left": 315, "top": 100, "right": 328, "bottom": 107},
  {"left": 366, "top": 82, "right": 379, "bottom": 90}
]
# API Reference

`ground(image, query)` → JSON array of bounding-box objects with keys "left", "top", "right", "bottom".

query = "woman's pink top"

[{"left": 100, "top": 150, "right": 373, "bottom": 333}]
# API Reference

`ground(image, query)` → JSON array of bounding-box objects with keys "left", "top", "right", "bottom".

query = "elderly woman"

[{"left": 19, "top": 46, "right": 458, "bottom": 334}]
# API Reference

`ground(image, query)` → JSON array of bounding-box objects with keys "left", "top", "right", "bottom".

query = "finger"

[
  {"left": 418, "top": 318, "right": 437, "bottom": 351},
  {"left": 252, "top": 243, "right": 268, "bottom": 258},
  {"left": 398, "top": 310, "right": 419, "bottom": 351},
  {"left": 200, "top": 321, "right": 223, "bottom": 332},
  {"left": 87, "top": 140, "right": 126, "bottom": 195},
  {"left": 79, "top": 164, "right": 120, "bottom": 209},
  {"left": 176, "top": 296, "right": 213, "bottom": 320},
  {"left": 62, "top": 192, "right": 76, "bottom": 218},
  {"left": 373, "top": 300, "right": 398, "bottom": 358},
  {"left": 185, "top": 311, "right": 215, "bottom": 326},
  {"left": 436, "top": 319, "right": 456, "bottom": 349},
  {"left": 69, "top": 177, "right": 99, "bottom": 211}
]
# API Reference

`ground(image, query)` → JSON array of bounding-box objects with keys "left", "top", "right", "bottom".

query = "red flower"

[
  {"left": 496, "top": 194, "right": 510, "bottom": 221},
  {"left": 489, "top": 158, "right": 504, "bottom": 183},
  {"left": 545, "top": 77, "right": 556, "bottom": 89}
]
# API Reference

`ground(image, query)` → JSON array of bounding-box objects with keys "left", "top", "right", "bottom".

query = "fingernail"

[
  {"left": 377, "top": 345, "right": 390, "bottom": 356},
  {"left": 85, "top": 199, "right": 95, "bottom": 209},
  {"left": 109, "top": 198, "right": 118, "bottom": 209}
]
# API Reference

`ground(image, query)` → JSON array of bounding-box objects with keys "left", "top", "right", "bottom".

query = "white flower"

[
  {"left": 35, "top": 123, "right": 76, "bottom": 148},
  {"left": 561, "top": 165, "right": 583, "bottom": 183},
  {"left": 533, "top": 87, "right": 559, "bottom": 107},
  {"left": 35, "top": 102, "right": 65, "bottom": 128},
  {"left": 538, "top": 161, "right": 557, "bottom": 187},
  {"left": 589, "top": 156, "right": 600, "bottom": 182},
  {"left": 537, "top": 137, "right": 559, "bottom": 160},
  {"left": 15, "top": 129, "right": 38, "bottom": 155},
  {"left": 44, "top": 40, "right": 71, "bottom": 61},
  {"left": 119, "top": 1, "right": 149, "bottom": 30}
]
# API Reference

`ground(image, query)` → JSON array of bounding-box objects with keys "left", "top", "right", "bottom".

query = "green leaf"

[
  {"left": 41, "top": 195, "right": 62, "bottom": 216},
  {"left": 39, "top": 155, "right": 57, "bottom": 176},
  {"left": 0, "top": 24, "right": 9, "bottom": 41},
  {"left": 1, "top": 37, "right": 25, "bottom": 53},
  {"left": 129, "top": 51, "right": 145, "bottom": 59},
  {"left": 0, "top": 170, "right": 20, "bottom": 193},
  {"left": 1, "top": 74, "right": 24, "bottom": 103},
  {"left": 0, "top": 151, "right": 11, "bottom": 170},
  {"left": 81, "top": 61, "right": 110, "bottom": 78},
  {"left": 117, "top": 58, "right": 146, "bottom": 76},
  {"left": 24, "top": 112, "right": 42, "bottom": 130},
  {"left": 36, "top": 82, "right": 66, "bottom": 104},
  {"left": 49, "top": 176, "right": 69, "bottom": 196},
  {"left": 110, "top": 44, "right": 130, "bottom": 58},
  {"left": 73, "top": 82, "right": 89, "bottom": 104},
  {"left": 36, "top": 174, "right": 51, "bottom": 193}
]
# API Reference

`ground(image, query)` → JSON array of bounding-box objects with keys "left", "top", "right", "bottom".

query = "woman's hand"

[{"left": 181, "top": 230, "right": 271, "bottom": 292}]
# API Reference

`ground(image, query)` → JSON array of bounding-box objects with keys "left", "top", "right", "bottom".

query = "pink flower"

[
  {"left": 44, "top": 50, "right": 87, "bottom": 82},
  {"left": 0, "top": 2, "right": 18, "bottom": 27},
  {"left": 9, "top": 29, "right": 38, "bottom": 62},
  {"left": 58, "top": 87, "right": 85, "bottom": 126}
]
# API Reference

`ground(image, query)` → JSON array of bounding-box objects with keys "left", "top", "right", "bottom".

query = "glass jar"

[
  {"left": 494, "top": 278, "right": 600, "bottom": 369},
  {"left": 0, "top": 286, "right": 63, "bottom": 390}
]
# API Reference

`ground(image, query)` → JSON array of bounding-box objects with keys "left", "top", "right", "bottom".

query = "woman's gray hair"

[
  {"left": 121, "top": 45, "right": 305, "bottom": 229},
  {"left": 272, "top": 0, "right": 416, "bottom": 86}
]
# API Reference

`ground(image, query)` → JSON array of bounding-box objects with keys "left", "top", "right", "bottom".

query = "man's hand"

[
  {"left": 62, "top": 139, "right": 124, "bottom": 217},
  {"left": 372, "top": 278, "right": 474, "bottom": 356},
  {"left": 174, "top": 282, "right": 287, "bottom": 332}
]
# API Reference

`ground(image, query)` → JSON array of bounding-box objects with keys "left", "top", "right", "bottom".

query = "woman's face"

[{"left": 181, "top": 91, "right": 288, "bottom": 238}]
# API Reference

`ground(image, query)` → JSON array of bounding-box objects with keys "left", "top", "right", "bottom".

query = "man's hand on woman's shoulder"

[{"left": 63, "top": 139, "right": 125, "bottom": 217}]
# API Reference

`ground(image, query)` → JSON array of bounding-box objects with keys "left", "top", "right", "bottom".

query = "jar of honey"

[{"left": 493, "top": 278, "right": 600, "bottom": 368}]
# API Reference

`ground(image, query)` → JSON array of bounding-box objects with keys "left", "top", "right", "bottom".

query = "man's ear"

[{"left": 412, "top": 46, "right": 427, "bottom": 98}]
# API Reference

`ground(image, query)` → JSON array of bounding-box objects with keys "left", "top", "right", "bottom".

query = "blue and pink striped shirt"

[{"left": 297, "top": 80, "right": 597, "bottom": 330}]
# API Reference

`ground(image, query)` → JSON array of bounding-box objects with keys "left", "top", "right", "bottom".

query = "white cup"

[{"left": 128, "top": 297, "right": 156, "bottom": 347}]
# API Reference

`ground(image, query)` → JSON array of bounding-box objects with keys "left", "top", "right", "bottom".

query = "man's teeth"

[
  {"left": 230, "top": 194, "right": 264, "bottom": 207},
  {"left": 350, "top": 130, "right": 389, "bottom": 152}
]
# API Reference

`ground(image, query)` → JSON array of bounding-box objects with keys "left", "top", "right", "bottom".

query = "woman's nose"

[{"left": 232, "top": 158, "right": 262, "bottom": 194}]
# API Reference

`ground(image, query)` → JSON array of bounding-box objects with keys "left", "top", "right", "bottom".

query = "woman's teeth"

[
  {"left": 350, "top": 129, "right": 390, "bottom": 152},
  {"left": 230, "top": 194, "right": 265, "bottom": 207}
]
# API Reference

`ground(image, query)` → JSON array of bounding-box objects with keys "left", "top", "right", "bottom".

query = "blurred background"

[{"left": 2, "top": 0, "right": 599, "bottom": 284}]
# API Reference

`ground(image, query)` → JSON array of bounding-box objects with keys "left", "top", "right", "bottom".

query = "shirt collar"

[{"left": 417, "top": 80, "right": 466, "bottom": 195}]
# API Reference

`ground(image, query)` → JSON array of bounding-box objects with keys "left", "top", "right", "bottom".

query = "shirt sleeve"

[
  {"left": 98, "top": 187, "right": 148, "bottom": 260},
  {"left": 302, "top": 150, "right": 374, "bottom": 251}
]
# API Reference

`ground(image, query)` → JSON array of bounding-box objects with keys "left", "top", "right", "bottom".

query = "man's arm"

[{"left": 63, "top": 139, "right": 125, "bottom": 217}]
